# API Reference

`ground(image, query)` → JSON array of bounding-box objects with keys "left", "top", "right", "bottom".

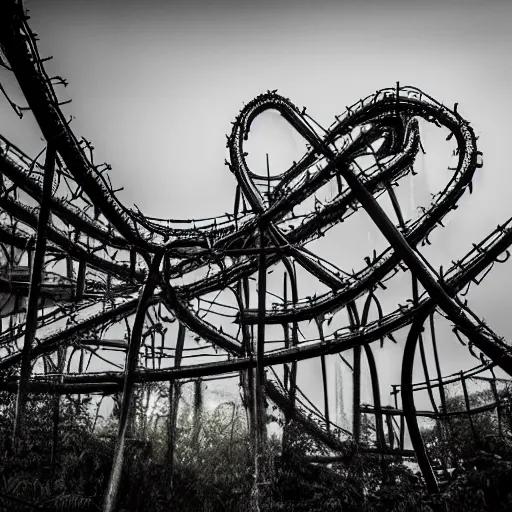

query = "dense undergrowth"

[{"left": 0, "top": 386, "right": 510, "bottom": 512}]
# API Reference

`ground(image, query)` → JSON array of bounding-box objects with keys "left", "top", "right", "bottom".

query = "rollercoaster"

[{"left": 1, "top": 0, "right": 512, "bottom": 510}]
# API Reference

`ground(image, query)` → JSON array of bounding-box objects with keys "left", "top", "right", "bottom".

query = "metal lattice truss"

[{"left": 1, "top": 0, "right": 512, "bottom": 504}]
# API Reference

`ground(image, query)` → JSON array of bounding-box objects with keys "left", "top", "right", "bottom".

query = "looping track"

[{"left": 1, "top": 0, "right": 512, "bottom": 502}]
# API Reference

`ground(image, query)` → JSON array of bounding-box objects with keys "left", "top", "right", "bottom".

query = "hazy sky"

[{"left": 2, "top": 0, "right": 512, "bottom": 431}]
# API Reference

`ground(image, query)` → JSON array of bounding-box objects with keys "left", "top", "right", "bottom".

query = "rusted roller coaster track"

[{"left": 1, "top": 0, "right": 512, "bottom": 508}]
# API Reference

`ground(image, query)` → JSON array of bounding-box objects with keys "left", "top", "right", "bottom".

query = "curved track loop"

[{"left": 1, "top": 0, "right": 512, "bottom": 499}]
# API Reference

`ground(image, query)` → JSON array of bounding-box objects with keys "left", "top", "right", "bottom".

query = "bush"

[{"left": 0, "top": 385, "right": 510, "bottom": 511}]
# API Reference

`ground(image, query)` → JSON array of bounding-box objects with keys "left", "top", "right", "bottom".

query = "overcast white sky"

[{"left": 2, "top": 0, "right": 512, "bottom": 432}]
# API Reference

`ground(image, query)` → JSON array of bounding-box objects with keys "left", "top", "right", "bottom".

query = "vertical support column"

[
  {"left": 167, "top": 322, "right": 185, "bottom": 479},
  {"left": 360, "top": 292, "right": 386, "bottom": 450},
  {"left": 336, "top": 173, "right": 343, "bottom": 196},
  {"left": 103, "top": 252, "right": 163, "bottom": 512},
  {"left": 287, "top": 261, "right": 299, "bottom": 412},
  {"left": 27, "top": 249, "right": 33, "bottom": 273},
  {"left": 66, "top": 254, "right": 73, "bottom": 282},
  {"left": 256, "top": 223, "right": 267, "bottom": 446},
  {"left": 429, "top": 313, "right": 447, "bottom": 411},
  {"left": 348, "top": 302, "right": 361, "bottom": 445},
  {"left": 410, "top": 244, "right": 438, "bottom": 417},
  {"left": 13, "top": 143, "right": 56, "bottom": 446},
  {"left": 10, "top": 219, "right": 16, "bottom": 269},
  {"left": 266, "top": 153, "right": 271, "bottom": 206},
  {"left": 50, "top": 345, "right": 66, "bottom": 492},
  {"left": 253, "top": 221, "right": 267, "bottom": 509},
  {"left": 352, "top": 345, "right": 361, "bottom": 444},
  {"left": 106, "top": 273, "right": 112, "bottom": 302},
  {"left": 399, "top": 414, "right": 405, "bottom": 451},
  {"left": 320, "top": 356, "right": 330, "bottom": 430},
  {"left": 233, "top": 185, "right": 241, "bottom": 231},
  {"left": 238, "top": 277, "right": 255, "bottom": 448},
  {"left": 192, "top": 378, "right": 203, "bottom": 449},
  {"left": 364, "top": 344, "right": 386, "bottom": 450},
  {"left": 489, "top": 376, "right": 503, "bottom": 437},
  {"left": 460, "top": 372, "right": 477, "bottom": 441},
  {"left": 401, "top": 311, "right": 439, "bottom": 494},
  {"left": 429, "top": 312, "right": 450, "bottom": 471},
  {"left": 417, "top": 329, "right": 438, "bottom": 414},
  {"left": 280, "top": 259, "right": 298, "bottom": 456},
  {"left": 315, "top": 318, "right": 330, "bottom": 431},
  {"left": 395, "top": 81, "right": 401, "bottom": 121},
  {"left": 75, "top": 259, "right": 86, "bottom": 301},
  {"left": 386, "top": 413, "right": 394, "bottom": 450},
  {"left": 282, "top": 273, "right": 290, "bottom": 390},
  {"left": 393, "top": 387, "right": 406, "bottom": 450}
]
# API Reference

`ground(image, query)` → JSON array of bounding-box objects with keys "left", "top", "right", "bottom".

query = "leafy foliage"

[
  {"left": 418, "top": 384, "right": 512, "bottom": 512},
  {"left": 0, "top": 384, "right": 510, "bottom": 511}
]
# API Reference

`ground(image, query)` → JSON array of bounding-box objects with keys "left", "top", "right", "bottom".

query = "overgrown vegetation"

[{"left": 0, "top": 384, "right": 511, "bottom": 512}]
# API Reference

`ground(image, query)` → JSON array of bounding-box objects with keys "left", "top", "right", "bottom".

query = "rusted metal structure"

[{"left": 1, "top": 1, "right": 512, "bottom": 509}]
